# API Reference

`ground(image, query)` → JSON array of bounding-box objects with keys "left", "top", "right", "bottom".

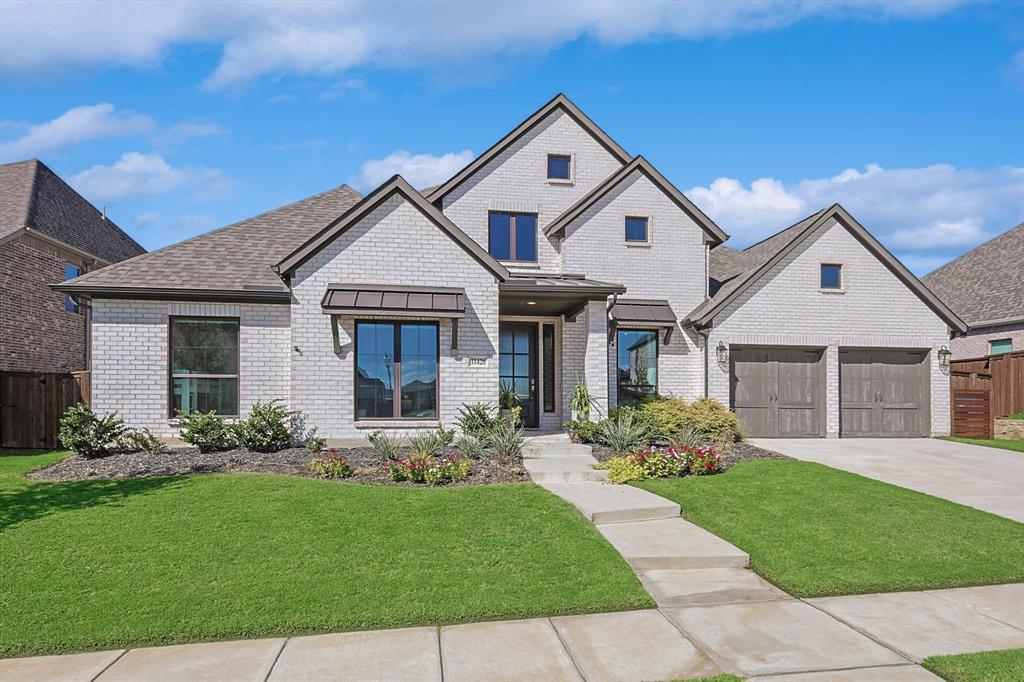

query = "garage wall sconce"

[
  {"left": 716, "top": 341, "right": 729, "bottom": 366},
  {"left": 938, "top": 345, "right": 951, "bottom": 369}
]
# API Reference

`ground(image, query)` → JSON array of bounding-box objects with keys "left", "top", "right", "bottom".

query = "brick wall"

[
  {"left": 91, "top": 299, "right": 290, "bottom": 435},
  {"left": 950, "top": 322, "right": 1024, "bottom": 360},
  {"left": 706, "top": 218, "right": 953, "bottom": 436},
  {"left": 290, "top": 194, "right": 500, "bottom": 438},
  {"left": 0, "top": 234, "right": 90, "bottom": 372},
  {"left": 441, "top": 108, "right": 624, "bottom": 273}
]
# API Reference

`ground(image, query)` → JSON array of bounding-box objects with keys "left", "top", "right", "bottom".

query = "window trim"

[
  {"left": 615, "top": 327, "right": 659, "bottom": 404},
  {"left": 63, "top": 263, "right": 81, "bottom": 313},
  {"left": 989, "top": 338, "right": 1013, "bottom": 355},
  {"left": 624, "top": 215, "right": 651, "bottom": 245},
  {"left": 546, "top": 153, "right": 573, "bottom": 184},
  {"left": 819, "top": 262, "right": 844, "bottom": 292},
  {"left": 487, "top": 210, "right": 539, "bottom": 264},
  {"left": 168, "top": 316, "right": 241, "bottom": 419},
  {"left": 353, "top": 319, "right": 440, "bottom": 421}
]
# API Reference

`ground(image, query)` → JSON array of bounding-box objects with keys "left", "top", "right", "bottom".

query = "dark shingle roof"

[
  {"left": 922, "top": 223, "right": 1024, "bottom": 326},
  {"left": 0, "top": 159, "right": 145, "bottom": 263},
  {"left": 60, "top": 183, "right": 362, "bottom": 295}
]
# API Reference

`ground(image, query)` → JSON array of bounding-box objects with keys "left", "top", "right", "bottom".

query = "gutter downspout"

[{"left": 700, "top": 328, "right": 710, "bottom": 398}]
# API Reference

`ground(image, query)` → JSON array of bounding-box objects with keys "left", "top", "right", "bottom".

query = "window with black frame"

[
  {"left": 170, "top": 318, "right": 239, "bottom": 416},
  {"left": 355, "top": 321, "right": 438, "bottom": 420},
  {"left": 616, "top": 329, "right": 657, "bottom": 404}
]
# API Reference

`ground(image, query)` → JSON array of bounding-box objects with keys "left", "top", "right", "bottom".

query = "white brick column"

[
  {"left": 826, "top": 345, "right": 840, "bottom": 438},
  {"left": 583, "top": 299, "right": 609, "bottom": 419}
]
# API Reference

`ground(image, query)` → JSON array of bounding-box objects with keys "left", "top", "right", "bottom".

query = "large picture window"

[
  {"left": 616, "top": 329, "right": 658, "bottom": 405},
  {"left": 488, "top": 211, "right": 537, "bottom": 262},
  {"left": 356, "top": 321, "right": 438, "bottom": 420},
  {"left": 170, "top": 318, "right": 239, "bottom": 416}
]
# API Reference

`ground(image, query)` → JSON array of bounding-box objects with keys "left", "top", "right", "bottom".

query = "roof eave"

[{"left": 50, "top": 284, "right": 292, "bottom": 304}]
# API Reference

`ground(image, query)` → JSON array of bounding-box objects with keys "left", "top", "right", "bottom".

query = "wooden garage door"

[
  {"left": 840, "top": 350, "right": 928, "bottom": 437},
  {"left": 731, "top": 348, "right": 824, "bottom": 437}
]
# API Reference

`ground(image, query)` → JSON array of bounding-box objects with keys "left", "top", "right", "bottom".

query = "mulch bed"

[
  {"left": 28, "top": 446, "right": 530, "bottom": 486},
  {"left": 589, "top": 439, "right": 791, "bottom": 470}
]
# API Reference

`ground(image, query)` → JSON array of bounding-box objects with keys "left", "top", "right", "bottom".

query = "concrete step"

[
  {"left": 523, "top": 443, "right": 594, "bottom": 459},
  {"left": 522, "top": 455, "right": 606, "bottom": 483},
  {"left": 637, "top": 568, "right": 788, "bottom": 607},
  {"left": 597, "top": 518, "right": 749, "bottom": 571},
  {"left": 539, "top": 482, "right": 680, "bottom": 524},
  {"left": 528, "top": 468, "right": 610, "bottom": 483}
]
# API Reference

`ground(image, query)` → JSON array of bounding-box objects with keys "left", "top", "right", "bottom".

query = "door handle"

[{"left": 529, "top": 378, "right": 536, "bottom": 398}]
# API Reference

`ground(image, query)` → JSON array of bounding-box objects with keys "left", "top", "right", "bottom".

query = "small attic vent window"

[
  {"left": 547, "top": 154, "right": 571, "bottom": 181},
  {"left": 820, "top": 263, "right": 843, "bottom": 290}
]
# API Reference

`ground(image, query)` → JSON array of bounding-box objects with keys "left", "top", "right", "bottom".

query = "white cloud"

[
  {"left": 151, "top": 121, "right": 225, "bottom": 146},
  {"left": 272, "top": 138, "right": 328, "bottom": 152},
  {"left": 688, "top": 163, "right": 1023, "bottom": 269},
  {"left": 0, "top": 1, "right": 963, "bottom": 89},
  {"left": 70, "top": 152, "right": 232, "bottom": 201},
  {"left": 354, "top": 149, "right": 473, "bottom": 190},
  {"left": 0, "top": 103, "right": 154, "bottom": 161}
]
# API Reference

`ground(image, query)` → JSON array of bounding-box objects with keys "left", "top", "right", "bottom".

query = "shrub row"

[
  {"left": 596, "top": 443, "right": 723, "bottom": 484},
  {"left": 566, "top": 397, "right": 740, "bottom": 452}
]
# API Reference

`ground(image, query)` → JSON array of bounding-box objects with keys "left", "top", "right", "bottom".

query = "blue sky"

[{"left": 1, "top": 0, "right": 1021, "bottom": 274}]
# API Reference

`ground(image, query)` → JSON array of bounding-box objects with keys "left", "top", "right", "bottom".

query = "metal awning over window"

[
  {"left": 321, "top": 284, "right": 466, "bottom": 318},
  {"left": 608, "top": 299, "right": 678, "bottom": 327}
]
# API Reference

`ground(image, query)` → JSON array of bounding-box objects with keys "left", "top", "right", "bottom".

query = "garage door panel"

[
  {"left": 840, "top": 350, "right": 927, "bottom": 437},
  {"left": 881, "top": 406, "right": 922, "bottom": 437},
  {"left": 840, "top": 405, "right": 875, "bottom": 437},
  {"left": 731, "top": 347, "right": 823, "bottom": 438},
  {"left": 777, "top": 406, "right": 820, "bottom": 437}
]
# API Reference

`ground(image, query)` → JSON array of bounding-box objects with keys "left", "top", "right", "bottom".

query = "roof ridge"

[{"left": 740, "top": 208, "right": 827, "bottom": 252}]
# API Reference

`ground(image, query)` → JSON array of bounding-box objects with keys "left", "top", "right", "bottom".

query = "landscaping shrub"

[
  {"left": 456, "top": 434, "right": 485, "bottom": 459},
  {"left": 58, "top": 403, "right": 129, "bottom": 458},
  {"left": 600, "top": 410, "right": 649, "bottom": 454},
  {"left": 565, "top": 419, "right": 602, "bottom": 444},
  {"left": 597, "top": 443, "right": 720, "bottom": 484},
  {"left": 178, "top": 410, "right": 235, "bottom": 452},
  {"left": 683, "top": 444, "right": 722, "bottom": 475},
  {"left": 122, "top": 428, "right": 168, "bottom": 455},
  {"left": 595, "top": 455, "right": 649, "bottom": 484},
  {"left": 409, "top": 429, "right": 450, "bottom": 457},
  {"left": 638, "top": 397, "right": 689, "bottom": 440},
  {"left": 309, "top": 451, "right": 353, "bottom": 479},
  {"left": 424, "top": 455, "right": 472, "bottom": 485},
  {"left": 609, "top": 405, "right": 658, "bottom": 443},
  {"left": 305, "top": 436, "right": 327, "bottom": 454},
  {"left": 367, "top": 430, "right": 402, "bottom": 462},
  {"left": 456, "top": 402, "right": 497, "bottom": 441},
  {"left": 233, "top": 400, "right": 292, "bottom": 452},
  {"left": 389, "top": 452, "right": 432, "bottom": 483},
  {"left": 498, "top": 383, "right": 523, "bottom": 426},
  {"left": 682, "top": 397, "right": 739, "bottom": 441},
  {"left": 635, "top": 448, "right": 688, "bottom": 478},
  {"left": 569, "top": 380, "right": 600, "bottom": 421},
  {"left": 489, "top": 419, "right": 525, "bottom": 463}
]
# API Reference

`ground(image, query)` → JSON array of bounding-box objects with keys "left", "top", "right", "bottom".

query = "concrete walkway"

[{"left": 750, "top": 437, "right": 1024, "bottom": 522}]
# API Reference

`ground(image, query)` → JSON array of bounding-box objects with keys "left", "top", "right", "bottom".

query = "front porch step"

[
  {"left": 596, "top": 518, "right": 749, "bottom": 571},
  {"left": 523, "top": 456, "right": 609, "bottom": 483},
  {"left": 539, "top": 482, "right": 680, "bottom": 524},
  {"left": 522, "top": 442, "right": 594, "bottom": 459},
  {"left": 637, "top": 568, "right": 789, "bottom": 607}
]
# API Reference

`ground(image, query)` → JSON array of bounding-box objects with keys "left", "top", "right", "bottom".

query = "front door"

[{"left": 499, "top": 323, "right": 538, "bottom": 428}]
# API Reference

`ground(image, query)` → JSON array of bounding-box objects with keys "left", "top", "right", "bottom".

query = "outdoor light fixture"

[
  {"left": 527, "top": 301, "right": 537, "bottom": 306},
  {"left": 938, "top": 345, "right": 951, "bottom": 368},
  {"left": 716, "top": 341, "right": 728, "bottom": 365}
]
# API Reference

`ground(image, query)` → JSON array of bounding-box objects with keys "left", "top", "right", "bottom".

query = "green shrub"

[
  {"left": 367, "top": 430, "right": 402, "bottom": 462},
  {"left": 178, "top": 410, "right": 235, "bottom": 452},
  {"left": 424, "top": 455, "right": 472, "bottom": 485},
  {"left": 409, "top": 429, "right": 450, "bottom": 457},
  {"left": 683, "top": 398, "right": 739, "bottom": 441},
  {"left": 639, "top": 397, "right": 689, "bottom": 440},
  {"left": 569, "top": 380, "right": 599, "bottom": 420},
  {"left": 635, "top": 449, "right": 688, "bottom": 478},
  {"left": 685, "top": 444, "right": 723, "bottom": 475},
  {"left": 305, "top": 436, "right": 327, "bottom": 454},
  {"left": 122, "top": 428, "right": 168, "bottom": 455},
  {"left": 565, "top": 419, "right": 602, "bottom": 444},
  {"left": 389, "top": 452, "right": 432, "bottom": 482},
  {"left": 600, "top": 411, "right": 649, "bottom": 454},
  {"left": 595, "top": 455, "right": 649, "bottom": 484},
  {"left": 456, "top": 403, "right": 497, "bottom": 441},
  {"left": 58, "top": 403, "right": 129, "bottom": 458},
  {"left": 232, "top": 400, "right": 292, "bottom": 452},
  {"left": 308, "top": 452, "right": 352, "bottom": 479},
  {"left": 456, "top": 434, "right": 485, "bottom": 459},
  {"left": 609, "top": 405, "right": 658, "bottom": 443},
  {"left": 489, "top": 419, "right": 525, "bottom": 463}
]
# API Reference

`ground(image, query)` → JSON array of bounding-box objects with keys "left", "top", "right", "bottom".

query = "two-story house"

[{"left": 56, "top": 95, "right": 965, "bottom": 439}]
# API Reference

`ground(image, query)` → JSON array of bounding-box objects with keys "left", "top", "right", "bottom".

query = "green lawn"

[
  {"left": 923, "top": 648, "right": 1024, "bottom": 682},
  {"left": 0, "top": 451, "right": 652, "bottom": 657},
  {"left": 939, "top": 436, "right": 1024, "bottom": 453},
  {"left": 635, "top": 461, "right": 1024, "bottom": 598}
]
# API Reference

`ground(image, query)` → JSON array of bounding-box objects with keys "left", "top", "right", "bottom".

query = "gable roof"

[
  {"left": 687, "top": 204, "right": 967, "bottom": 332},
  {"left": 277, "top": 175, "right": 509, "bottom": 281},
  {"left": 425, "top": 93, "right": 631, "bottom": 204},
  {"left": 1, "top": 159, "right": 145, "bottom": 263},
  {"left": 543, "top": 155, "right": 728, "bottom": 244},
  {"left": 55, "top": 183, "right": 362, "bottom": 301},
  {"left": 922, "top": 223, "right": 1024, "bottom": 327}
]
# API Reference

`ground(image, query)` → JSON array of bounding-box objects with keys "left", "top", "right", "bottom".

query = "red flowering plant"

[
  {"left": 309, "top": 449, "right": 353, "bottom": 479},
  {"left": 388, "top": 452, "right": 431, "bottom": 483},
  {"left": 680, "top": 443, "right": 722, "bottom": 476}
]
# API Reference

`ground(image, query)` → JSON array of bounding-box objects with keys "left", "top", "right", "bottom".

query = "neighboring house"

[
  {"left": 922, "top": 223, "right": 1024, "bottom": 360},
  {"left": 55, "top": 95, "right": 965, "bottom": 440},
  {"left": 1, "top": 159, "right": 146, "bottom": 373}
]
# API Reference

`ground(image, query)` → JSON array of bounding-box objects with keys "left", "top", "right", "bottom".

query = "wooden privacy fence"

[
  {"left": 0, "top": 371, "right": 90, "bottom": 449},
  {"left": 951, "top": 389, "right": 992, "bottom": 439},
  {"left": 949, "top": 350, "right": 1024, "bottom": 438}
]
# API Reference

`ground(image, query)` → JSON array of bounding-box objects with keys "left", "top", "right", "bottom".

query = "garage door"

[
  {"left": 840, "top": 350, "right": 928, "bottom": 437},
  {"left": 731, "top": 347, "right": 824, "bottom": 437}
]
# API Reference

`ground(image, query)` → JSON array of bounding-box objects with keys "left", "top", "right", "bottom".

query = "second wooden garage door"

[
  {"left": 731, "top": 347, "right": 824, "bottom": 438},
  {"left": 840, "top": 350, "right": 928, "bottom": 437}
]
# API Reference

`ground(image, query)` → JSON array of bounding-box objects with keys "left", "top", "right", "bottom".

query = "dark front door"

[{"left": 499, "top": 323, "right": 538, "bottom": 428}]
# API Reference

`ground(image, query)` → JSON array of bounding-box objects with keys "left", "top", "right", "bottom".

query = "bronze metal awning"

[
  {"left": 321, "top": 284, "right": 465, "bottom": 317},
  {"left": 499, "top": 273, "right": 626, "bottom": 318},
  {"left": 608, "top": 299, "right": 678, "bottom": 327}
]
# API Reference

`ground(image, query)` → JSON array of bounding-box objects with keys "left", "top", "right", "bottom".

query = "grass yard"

[
  {"left": 0, "top": 451, "right": 652, "bottom": 657},
  {"left": 938, "top": 436, "right": 1024, "bottom": 453},
  {"left": 636, "top": 460, "right": 1024, "bottom": 598},
  {"left": 923, "top": 648, "right": 1024, "bottom": 682}
]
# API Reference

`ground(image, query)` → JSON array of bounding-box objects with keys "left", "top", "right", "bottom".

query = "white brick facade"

[
  {"left": 950, "top": 322, "right": 1024, "bottom": 360},
  {"left": 705, "top": 219, "right": 953, "bottom": 437}
]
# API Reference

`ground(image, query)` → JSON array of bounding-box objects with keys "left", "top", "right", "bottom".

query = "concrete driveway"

[{"left": 749, "top": 438, "right": 1024, "bottom": 523}]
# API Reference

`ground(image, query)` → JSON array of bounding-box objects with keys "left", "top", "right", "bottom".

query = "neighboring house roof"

[
  {"left": 276, "top": 175, "right": 510, "bottom": 281},
  {"left": 55, "top": 183, "right": 363, "bottom": 301},
  {"left": 922, "top": 223, "right": 1024, "bottom": 327},
  {"left": 543, "top": 155, "right": 728, "bottom": 245},
  {"left": 0, "top": 158, "right": 145, "bottom": 263},
  {"left": 425, "top": 93, "right": 631, "bottom": 204},
  {"left": 688, "top": 204, "right": 967, "bottom": 332}
]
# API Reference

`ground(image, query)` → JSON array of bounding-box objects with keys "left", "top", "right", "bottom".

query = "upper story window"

[
  {"left": 625, "top": 216, "right": 649, "bottom": 243},
  {"left": 820, "top": 263, "right": 843, "bottom": 290},
  {"left": 170, "top": 317, "right": 239, "bottom": 417},
  {"left": 990, "top": 338, "right": 1013, "bottom": 355},
  {"left": 488, "top": 211, "right": 537, "bottom": 263},
  {"left": 547, "top": 154, "right": 572, "bottom": 182},
  {"left": 63, "top": 263, "right": 80, "bottom": 312}
]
